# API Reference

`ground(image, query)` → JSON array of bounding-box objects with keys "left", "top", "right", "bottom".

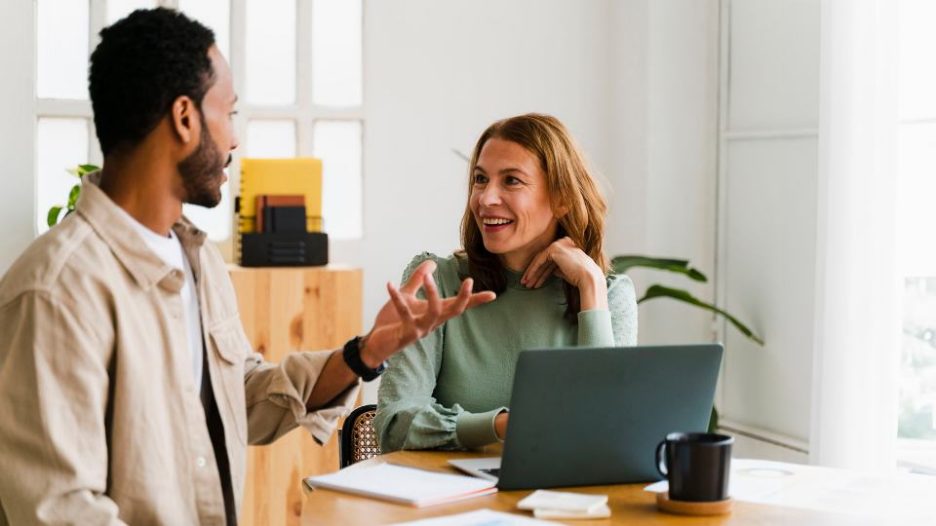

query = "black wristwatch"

[{"left": 342, "top": 335, "right": 386, "bottom": 382}]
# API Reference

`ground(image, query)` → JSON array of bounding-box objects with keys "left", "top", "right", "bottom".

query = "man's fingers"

[
  {"left": 442, "top": 278, "right": 473, "bottom": 320},
  {"left": 467, "top": 290, "right": 497, "bottom": 308},
  {"left": 400, "top": 260, "right": 437, "bottom": 295},
  {"left": 416, "top": 273, "right": 442, "bottom": 333},
  {"left": 387, "top": 282, "right": 416, "bottom": 327}
]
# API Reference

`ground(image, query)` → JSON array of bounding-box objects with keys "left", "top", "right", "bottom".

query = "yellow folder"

[{"left": 238, "top": 157, "right": 323, "bottom": 233}]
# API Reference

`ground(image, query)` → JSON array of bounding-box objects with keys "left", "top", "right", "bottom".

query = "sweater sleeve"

[
  {"left": 375, "top": 253, "right": 490, "bottom": 452},
  {"left": 576, "top": 274, "right": 638, "bottom": 347}
]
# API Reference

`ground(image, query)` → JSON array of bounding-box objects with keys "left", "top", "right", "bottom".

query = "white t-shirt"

[{"left": 118, "top": 208, "right": 204, "bottom": 392}]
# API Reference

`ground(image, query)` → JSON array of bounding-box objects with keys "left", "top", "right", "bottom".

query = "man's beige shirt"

[{"left": 0, "top": 177, "right": 359, "bottom": 525}]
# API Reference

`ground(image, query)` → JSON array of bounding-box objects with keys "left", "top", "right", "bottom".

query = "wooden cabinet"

[{"left": 228, "top": 265, "right": 363, "bottom": 526}]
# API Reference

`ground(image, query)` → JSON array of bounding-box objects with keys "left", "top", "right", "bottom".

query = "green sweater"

[{"left": 375, "top": 252, "right": 638, "bottom": 452}]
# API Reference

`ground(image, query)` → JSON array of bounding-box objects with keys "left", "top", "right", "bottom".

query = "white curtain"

[{"left": 809, "top": 0, "right": 900, "bottom": 471}]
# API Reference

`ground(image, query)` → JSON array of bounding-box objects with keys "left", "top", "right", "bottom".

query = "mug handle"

[{"left": 655, "top": 440, "right": 668, "bottom": 477}]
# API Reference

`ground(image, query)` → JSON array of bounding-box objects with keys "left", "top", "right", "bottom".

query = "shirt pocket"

[{"left": 208, "top": 320, "right": 249, "bottom": 445}]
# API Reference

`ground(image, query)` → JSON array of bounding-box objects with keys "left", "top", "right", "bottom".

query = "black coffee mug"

[{"left": 655, "top": 432, "right": 733, "bottom": 502}]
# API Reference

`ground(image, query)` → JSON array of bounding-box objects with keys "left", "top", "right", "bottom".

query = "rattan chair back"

[{"left": 339, "top": 404, "right": 380, "bottom": 468}]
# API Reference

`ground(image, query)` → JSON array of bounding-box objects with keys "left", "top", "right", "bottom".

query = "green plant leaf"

[
  {"left": 67, "top": 184, "right": 81, "bottom": 209},
  {"left": 639, "top": 284, "right": 765, "bottom": 346},
  {"left": 66, "top": 164, "right": 100, "bottom": 178},
  {"left": 46, "top": 206, "right": 63, "bottom": 227},
  {"left": 611, "top": 255, "right": 707, "bottom": 282},
  {"left": 77, "top": 164, "right": 99, "bottom": 177}
]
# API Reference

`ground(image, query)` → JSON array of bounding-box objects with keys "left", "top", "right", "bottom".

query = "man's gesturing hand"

[{"left": 360, "top": 260, "right": 496, "bottom": 367}]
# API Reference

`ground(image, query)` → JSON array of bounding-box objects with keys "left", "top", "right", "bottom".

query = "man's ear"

[{"left": 170, "top": 95, "right": 198, "bottom": 144}]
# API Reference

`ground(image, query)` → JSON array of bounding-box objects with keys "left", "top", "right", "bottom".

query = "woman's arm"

[{"left": 608, "top": 274, "right": 638, "bottom": 345}]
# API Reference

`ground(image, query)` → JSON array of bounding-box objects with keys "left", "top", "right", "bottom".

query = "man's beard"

[{"left": 178, "top": 115, "right": 230, "bottom": 208}]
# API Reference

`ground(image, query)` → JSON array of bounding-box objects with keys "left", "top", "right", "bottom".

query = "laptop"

[{"left": 448, "top": 344, "right": 723, "bottom": 490}]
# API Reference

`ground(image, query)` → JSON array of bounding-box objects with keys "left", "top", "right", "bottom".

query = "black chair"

[{"left": 339, "top": 404, "right": 380, "bottom": 468}]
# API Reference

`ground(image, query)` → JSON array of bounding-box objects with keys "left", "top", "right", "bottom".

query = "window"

[
  {"left": 897, "top": 0, "right": 936, "bottom": 472},
  {"left": 897, "top": 0, "right": 936, "bottom": 474},
  {"left": 35, "top": 0, "right": 364, "bottom": 243}
]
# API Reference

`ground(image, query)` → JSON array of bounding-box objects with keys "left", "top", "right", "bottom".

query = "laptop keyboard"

[{"left": 480, "top": 468, "right": 501, "bottom": 477}]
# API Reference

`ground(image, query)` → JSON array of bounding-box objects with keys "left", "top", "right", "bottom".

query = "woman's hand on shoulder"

[
  {"left": 521, "top": 237, "right": 592, "bottom": 288},
  {"left": 521, "top": 237, "right": 608, "bottom": 310}
]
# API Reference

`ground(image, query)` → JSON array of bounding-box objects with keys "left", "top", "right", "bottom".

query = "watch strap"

[{"left": 342, "top": 336, "right": 386, "bottom": 382}]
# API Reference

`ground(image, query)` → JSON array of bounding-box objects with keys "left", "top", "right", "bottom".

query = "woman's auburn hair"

[{"left": 457, "top": 113, "right": 609, "bottom": 322}]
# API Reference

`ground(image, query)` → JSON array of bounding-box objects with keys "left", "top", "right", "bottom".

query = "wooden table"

[{"left": 300, "top": 448, "right": 873, "bottom": 525}]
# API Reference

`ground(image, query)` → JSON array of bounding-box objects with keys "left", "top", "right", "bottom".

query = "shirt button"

[{"left": 196, "top": 456, "right": 207, "bottom": 468}]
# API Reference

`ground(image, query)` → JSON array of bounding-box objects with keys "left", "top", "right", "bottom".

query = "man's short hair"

[{"left": 89, "top": 8, "right": 216, "bottom": 156}]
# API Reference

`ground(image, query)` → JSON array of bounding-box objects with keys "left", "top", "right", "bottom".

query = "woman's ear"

[
  {"left": 554, "top": 204, "right": 570, "bottom": 218},
  {"left": 170, "top": 95, "right": 197, "bottom": 144}
]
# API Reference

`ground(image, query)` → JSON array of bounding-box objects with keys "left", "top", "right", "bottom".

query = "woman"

[{"left": 375, "top": 113, "right": 637, "bottom": 452}]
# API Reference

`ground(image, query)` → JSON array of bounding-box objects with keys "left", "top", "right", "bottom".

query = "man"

[{"left": 0, "top": 8, "right": 494, "bottom": 525}]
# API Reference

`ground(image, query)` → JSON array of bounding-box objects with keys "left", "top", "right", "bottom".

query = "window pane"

[
  {"left": 106, "top": 0, "right": 157, "bottom": 25},
  {"left": 178, "top": 0, "right": 231, "bottom": 59},
  {"left": 897, "top": 124, "right": 936, "bottom": 469},
  {"left": 900, "top": 278, "right": 936, "bottom": 443},
  {"left": 313, "top": 120, "right": 362, "bottom": 239},
  {"left": 245, "top": 0, "right": 296, "bottom": 105},
  {"left": 37, "top": 118, "right": 89, "bottom": 233},
  {"left": 897, "top": 125, "right": 936, "bottom": 275},
  {"left": 246, "top": 120, "right": 297, "bottom": 157},
  {"left": 899, "top": 0, "right": 936, "bottom": 120},
  {"left": 37, "top": 0, "right": 89, "bottom": 99},
  {"left": 312, "top": 0, "right": 362, "bottom": 106},
  {"left": 183, "top": 186, "right": 233, "bottom": 242}
]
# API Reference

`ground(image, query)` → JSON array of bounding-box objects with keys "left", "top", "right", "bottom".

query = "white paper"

[
  {"left": 644, "top": 458, "right": 936, "bottom": 522},
  {"left": 516, "top": 490, "right": 607, "bottom": 512},
  {"left": 389, "top": 509, "right": 561, "bottom": 525},
  {"left": 533, "top": 504, "right": 612, "bottom": 520},
  {"left": 305, "top": 463, "right": 497, "bottom": 507}
]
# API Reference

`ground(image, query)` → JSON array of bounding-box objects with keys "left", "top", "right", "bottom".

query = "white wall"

[
  {"left": 0, "top": 1, "right": 36, "bottom": 273},
  {"left": 609, "top": 0, "right": 720, "bottom": 346}
]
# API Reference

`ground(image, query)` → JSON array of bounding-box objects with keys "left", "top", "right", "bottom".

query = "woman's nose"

[{"left": 478, "top": 185, "right": 501, "bottom": 206}]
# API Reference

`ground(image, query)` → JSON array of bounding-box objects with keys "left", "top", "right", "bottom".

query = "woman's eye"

[
  {"left": 505, "top": 176, "right": 521, "bottom": 185},
  {"left": 473, "top": 174, "right": 487, "bottom": 184}
]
